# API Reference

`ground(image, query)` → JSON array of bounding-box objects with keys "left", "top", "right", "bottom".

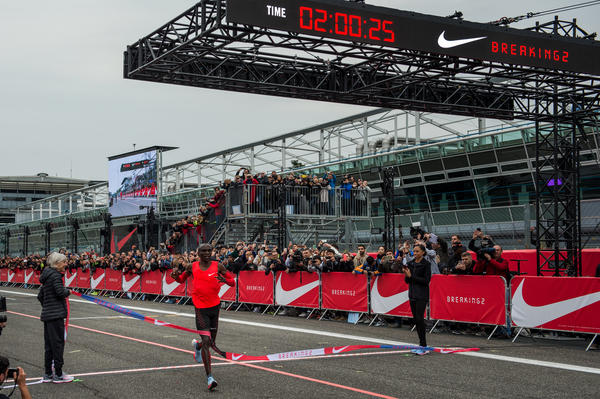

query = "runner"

[{"left": 171, "top": 244, "right": 235, "bottom": 391}]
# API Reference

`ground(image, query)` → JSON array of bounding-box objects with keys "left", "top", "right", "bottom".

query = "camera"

[
  {"left": 409, "top": 226, "right": 425, "bottom": 239},
  {"left": 477, "top": 247, "right": 496, "bottom": 260},
  {"left": 291, "top": 250, "right": 303, "bottom": 264},
  {"left": 6, "top": 368, "right": 18, "bottom": 379}
]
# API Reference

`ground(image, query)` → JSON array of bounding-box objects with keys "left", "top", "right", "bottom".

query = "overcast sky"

[{"left": 1, "top": 1, "right": 598, "bottom": 181}]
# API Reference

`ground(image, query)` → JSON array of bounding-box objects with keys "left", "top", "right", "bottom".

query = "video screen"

[{"left": 108, "top": 150, "right": 157, "bottom": 217}]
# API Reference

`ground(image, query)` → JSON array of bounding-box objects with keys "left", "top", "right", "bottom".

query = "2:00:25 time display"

[{"left": 298, "top": 6, "right": 395, "bottom": 42}]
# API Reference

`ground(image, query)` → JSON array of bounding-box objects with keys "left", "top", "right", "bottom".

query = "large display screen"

[
  {"left": 108, "top": 150, "right": 157, "bottom": 217},
  {"left": 227, "top": 0, "right": 600, "bottom": 75}
]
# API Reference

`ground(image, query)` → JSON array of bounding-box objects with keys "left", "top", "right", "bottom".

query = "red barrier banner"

[
  {"left": 0, "top": 269, "right": 7, "bottom": 282},
  {"left": 64, "top": 270, "right": 77, "bottom": 288},
  {"left": 218, "top": 278, "right": 236, "bottom": 302},
  {"left": 24, "top": 270, "right": 35, "bottom": 285},
  {"left": 321, "top": 272, "right": 368, "bottom": 312},
  {"left": 90, "top": 269, "right": 106, "bottom": 290},
  {"left": 33, "top": 271, "right": 41, "bottom": 285},
  {"left": 105, "top": 269, "right": 122, "bottom": 291},
  {"left": 430, "top": 275, "right": 506, "bottom": 326},
  {"left": 511, "top": 276, "right": 600, "bottom": 334},
  {"left": 141, "top": 271, "right": 162, "bottom": 295},
  {"left": 275, "top": 271, "right": 319, "bottom": 308},
  {"left": 369, "top": 274, "right": 411, "bottom": 317},
  {"left": 162, "top": 271, "right": 186, "bottom": 297},
  {"left": 122, "top": 273, "right": 141, "bottom": 293},
  {"left": 77, "top": 270, "right": 91, "bottom": 289},
  {"left": 14, "top": 269, "right": 25, "bottom": 284},
  {"left": 238, "top": 271, "right": 274, "bottom": 305}
]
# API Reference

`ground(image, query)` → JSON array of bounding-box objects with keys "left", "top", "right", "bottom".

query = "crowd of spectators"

[
  {"left": 221, "top": 168, "right": 371, "bottom": 216},
  {"left": 0, "top": 227, "right": 508, "bottom": 280}
]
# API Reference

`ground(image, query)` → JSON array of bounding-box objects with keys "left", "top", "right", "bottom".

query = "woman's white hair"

[{"left": 47, "top": 252, "right": 67, "bottom": 269}]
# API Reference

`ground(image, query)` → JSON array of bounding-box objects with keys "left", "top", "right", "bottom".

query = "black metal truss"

[
  {"left": 535, "top": 118, "right": 582, "bottom": 276},
  {"left": 124, "top": 0, "right": 600, "bottom": 125},
  {"left": 380, "top": 167, "right": 395, "bottom": 251},
  {"left": 275, "top": 184, "right": 287, "bottom": 252},
  {"left": 124, "top": 1, "right": 600, "bottom": 273}
]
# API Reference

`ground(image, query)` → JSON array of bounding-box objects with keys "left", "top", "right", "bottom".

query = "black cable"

[{"left": 489, "top": 0, "right": 600, "bottom": 25}]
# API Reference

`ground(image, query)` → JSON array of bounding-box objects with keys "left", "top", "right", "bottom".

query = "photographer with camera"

[
  {"left": 470, "top": 230, "right": 509, "bottom": 278},
  {"left": 37, "top": 252, "right": 73, "bottom": 384},
  {"left": 0, "top": 356, "right": 31, "bottom": 399}
]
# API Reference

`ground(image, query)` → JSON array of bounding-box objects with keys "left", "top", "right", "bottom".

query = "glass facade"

[{"left": 331, "top": 125, "right": 600, "bottom": 215}]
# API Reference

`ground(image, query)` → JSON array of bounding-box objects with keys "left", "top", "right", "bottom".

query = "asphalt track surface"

[{"left": 1, "top": 287, "right": 598, "bottom": 399}]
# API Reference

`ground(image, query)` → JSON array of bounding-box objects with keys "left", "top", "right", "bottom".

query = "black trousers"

[
  {"left": 409, "top": 299, "right": 428, "bottom": 347},
  {"left": 44, "top": 318, "right": 65, "bottom": 376}
]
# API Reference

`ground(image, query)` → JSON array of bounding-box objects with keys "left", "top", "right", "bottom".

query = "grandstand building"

[
  {"left": 1, "top": 109, "right": 599, "bottom": 254},
  {"left": 0, "top": 174, "right": 100, "bottom": 225}
]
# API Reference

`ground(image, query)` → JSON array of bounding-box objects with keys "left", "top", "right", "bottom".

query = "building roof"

[{"left": 0, "top": 174, "right": 93, "bottom": 184}]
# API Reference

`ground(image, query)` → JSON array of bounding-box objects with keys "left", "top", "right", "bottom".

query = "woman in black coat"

[
  {"left": 402, "top": 244, "right": 432, "bottom": 353},
  {"left": 37, "top": 252, "right": 73, "bottom": 383}
]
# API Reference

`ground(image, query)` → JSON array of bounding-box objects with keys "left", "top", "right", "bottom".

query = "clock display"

[{"left": 227, "top": 0, "right": 600, "bottom": 75}]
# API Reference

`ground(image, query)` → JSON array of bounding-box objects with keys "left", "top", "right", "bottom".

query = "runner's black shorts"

[{"left": 195, "top": 304, "right": 220, "bottom": 332}]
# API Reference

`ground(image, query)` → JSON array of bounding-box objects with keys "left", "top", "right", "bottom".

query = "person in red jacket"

[
  {"left": 473, "top": 245, "right": 509, "bottom": 278},
  {"left": 170, "top": 244, "right": 235, "bottom": 391}
]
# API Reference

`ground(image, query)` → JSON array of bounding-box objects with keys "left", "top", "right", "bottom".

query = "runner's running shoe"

[
  {"left": 207, "top": 375, "right": 218, "bottom": 391},
  {"left": 410, "top": 349, "right": 430, "bottom": 356},
  {"left": 52, "top": 372, "right": 74, "bottom": 383},
  {"left": 41, "top": 374, "right": 53, "bottom": 383},
  {"left": 192, "top": 339, "right": 203, "bottom": 363}
]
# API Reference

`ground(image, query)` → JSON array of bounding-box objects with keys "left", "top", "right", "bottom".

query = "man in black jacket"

[{"left": 37, "top": 252, "right": 73, "bottom": 384}]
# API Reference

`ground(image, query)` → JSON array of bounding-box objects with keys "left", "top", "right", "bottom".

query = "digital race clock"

[{"left": 227, "top": 0, "right": 600, "bottom": 75}]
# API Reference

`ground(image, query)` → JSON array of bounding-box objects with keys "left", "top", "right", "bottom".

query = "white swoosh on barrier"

[
  {"left": 90, "top": 273, "right": 105, "bottom": 289},
  {"left": 218, "top": 284, "right": 231, "bottom": 298},
  {"left": 370, "top": 277, "right": 409, "bottom": 314},
  {"left": 511, "top": 279, "right": 600, "bottom": 327},
  {"left": 162, "top": 274, "right": 182, "bottom": 295},
  {"left": 275, "top": 275, "right": 319, "bottom": 305},
  {"left": 122, "top": 275, "right": 140, "bottom": 292},
  {"left": 232, "top": 354, "right": 244, "bottom": 361},
  {"left": 332, "top": 346, "right": 350, "bottom": 354},
  {"left": 24, "top": 271, "right": 33, "bottom": 284},
  {"left": 7, "top": 272, "right": 14, "bottom": 282},
  {"left": 65, "top": 273, "right": 77, "bottom": 287},
  {"left": 438, "top": 31, "right": 487, "bottom": 49}
]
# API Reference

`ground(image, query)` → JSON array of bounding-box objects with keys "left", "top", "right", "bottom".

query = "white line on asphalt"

[
  {"left": 2, "top": 349, "right": 411, "bottom": 389},
  {"left": 2, "top": 288, "right": 599, "bottom": 375}
]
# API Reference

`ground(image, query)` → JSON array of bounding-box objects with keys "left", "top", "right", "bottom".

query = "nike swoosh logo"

[
  {"left": 370, "top": 277, "right": 409, "bottom": 314},
  {"left": 24, "top": 271, "right": 34, "bottom": 284},
  {"left": 91, "top": 272, "right": 105, "bottom": 289},
  {"left": 162, "top": 274, "right": 182, "bottom": 295},
  {"left": 122, "top": 275, "right": 140, "bottom": 292},
  {"left": 332, "top": 346, "right": 350, "bottom": 354},
  {"left": 275, "top": 275, "right": 319, "bottom": 305},
  {"left": 65, "top": 273, "right": 77, "bottom": 287},
  {"left": 511, "top": 280, "right": 600, "bottom": 327},
  {"left": 219, "top": 284, "right": 232, "bottom": 298},
  {"left": 7, "top": 271, "right": 14, "bottom": 282},
  {"left": 437, "top": 31, "right": 486, "bottom": 48},
  {"left": 153, "top": 320, "right": 169, "bottom": 326},
  {"left": 232, "top": 354, "right": 244, "bottom": 361}
]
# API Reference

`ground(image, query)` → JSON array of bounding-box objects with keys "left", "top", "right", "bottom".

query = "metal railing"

[{"left": 225, "top": 184, "right": 372, "bottom": 219}]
